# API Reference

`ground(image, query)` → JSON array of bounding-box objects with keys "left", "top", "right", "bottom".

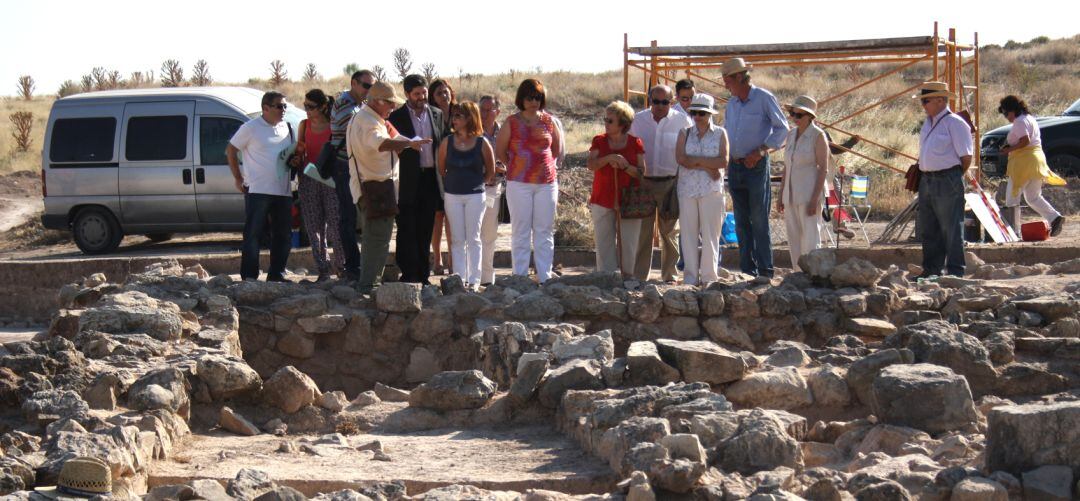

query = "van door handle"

[
  {"left": 182, "top": 169, "right": 192, "bottom": 185},
  {"left": 195, "top": 168, "right": 205, "bottom": 184}
]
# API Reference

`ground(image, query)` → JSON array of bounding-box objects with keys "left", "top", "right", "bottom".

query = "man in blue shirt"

[{"left": 722, "top": 58, "right": 789, "bottom": 277}]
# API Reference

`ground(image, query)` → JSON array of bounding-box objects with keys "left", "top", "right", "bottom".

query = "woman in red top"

[
  {"left": 294, "top": 89, "right": 344, "bottom": 281},
  {"left": 495, "top": 79, "right": 562, "bottom": 282},
  {"left": 587, "top": 101, "right": 646, "bottom": 276}
]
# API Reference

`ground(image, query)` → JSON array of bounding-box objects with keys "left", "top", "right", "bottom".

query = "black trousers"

[{"left": 396, "top": 168, "right": 441, "bottom": 284}]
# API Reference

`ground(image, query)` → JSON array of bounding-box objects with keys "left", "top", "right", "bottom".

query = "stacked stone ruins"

[{"left": 1, "top": 250, "right": 1079, "bottom": 500}]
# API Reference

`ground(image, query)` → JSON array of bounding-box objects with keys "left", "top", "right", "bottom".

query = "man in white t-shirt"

[{"left": 226, "top": 91, "right": 296, "bottom": 281}]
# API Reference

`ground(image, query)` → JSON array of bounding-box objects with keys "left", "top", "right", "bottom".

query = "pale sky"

[{"left": 4, "top": 0, "right": 1076, "bottom": 95}]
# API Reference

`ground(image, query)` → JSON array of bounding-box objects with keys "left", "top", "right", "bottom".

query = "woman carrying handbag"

[{"left": 587, "top": 101, "right": 647, "bottom": 276}]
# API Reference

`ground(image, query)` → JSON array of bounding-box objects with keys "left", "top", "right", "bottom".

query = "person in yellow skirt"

[{"left": 998, "top": 95, "right": 1067, "bottom": 236}]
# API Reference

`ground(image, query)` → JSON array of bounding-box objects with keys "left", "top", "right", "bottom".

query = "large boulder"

[
  {"left": 505, "top": 292, "right": 565, "bottom": 321},
  {"left": 718, "top": 409, "right": 801, "bottom": 475},
  {"left": 408, "top": 370, "right": 497, "bottom": 411},
  {"left": 887, "top": 320, "right": 998, "bottom": 395},
  {"left": 598, "top": 416, "right": 671, "bottom": 474},
  {"left": 950, "top": 477, "right": 1008, "bottom": 501},
  {"left": 21, "top": 389, "right": 89, "bottom": 423},
  {"left": 128, "top": 368, "right": 190, "bottom": 415},
  {"left": 375, "top": 282, "right": 422, "bottom": 313},
  {"left": 196, "top": 355, "right": 262, "bottom": 400},
  {"left": 655, "top": 339, "right": 747, "bottom": 385},
  {"left": 830, "top": 258, "right": 883, "bottom": 288},
  {"left": 537, "top": 359, "right": 604, "bottom": 408},
  {"left": 262, "top": 366, "right": 320, "bottom": 414},
  {"left": 870, "top": 364, "right": 978, "bottom": 434},
  {"left": 552, "top": 331, "right": 614, "bottom": 364},
  {"left": 662, "top": 287, "right": 700, "bottom": 316},
  {"left": 986, "top": 401, "right": 1080, "bottom": 477},
  {"left": 1021, "top": 465, "right": 1073, "bottom": 501},
  {"left": 78, "top": 292, "right": 184, "bottom": 341},
  {"left": 846, "top": 348, "right": 910, "bottom": 407},
  {"left": 1011, "top": 295, "right": 1077, "bottom": 322},
  {"left": 724, "top": 367, "right": 813, "bottom": 410},
  {"left": 799, "top": 248, "right": 836, "bottom": 281},
  {"left": 625, "top": 341, "right": 680, "bottom": 387}
]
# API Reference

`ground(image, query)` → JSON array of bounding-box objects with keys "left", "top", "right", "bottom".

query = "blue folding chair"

[{"left": 840, "top": 175, "right": 872, "bottom": 245}]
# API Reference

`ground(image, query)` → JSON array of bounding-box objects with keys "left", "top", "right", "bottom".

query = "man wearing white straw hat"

[
  {"left": 912, "top": 81, "right": 972, "bottom": 279},
  {"left": 721, "top": 58, "right": 789, "bottom": 278},
  {"left": 347, "top": 81, "right": 432, "bottom": 293}
]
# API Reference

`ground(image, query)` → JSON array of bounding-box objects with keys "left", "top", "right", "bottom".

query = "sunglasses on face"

[
  {"left": 789, "top": 112, "right": 807, "bottom": 119},
  {"left": 690, "top": 110, "right": 710, "bottom": 117},
  {"left": 360, "top": 82, "right": 373, "bottom": 89},
  {"left": 921, "top": 98, "right": 935, "bottom": 105},
  {"left": 604, "top": 118, "right": 617, "bottom": 125},
  {"left": 303, "top": 102, "right": 318, "bottom": 111},
  {"left": 525, "top": 94, "right": 543, "bottom": 102},
  {"left": 679, "top": 96, "right": 692, "bottom": 102},
  {"left": 268, "top": 103, "right": 287, "bottom": 111},
  {"left": 651, "top": 99, "right": 671, "bottom": 106}
]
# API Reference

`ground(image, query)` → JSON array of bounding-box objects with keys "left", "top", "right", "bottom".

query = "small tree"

[
  {"left": 161, "top": 59, "right": 184, "bottom": 87},
  {"left": 107, "top": 70, "right": 124, "bottom": 89},
  {"left": 421, "top": 63, "right": 437, "bottom": 82},
  {"left": 191, "top": 59, "right": 212, "bottom": 86},
  {"left": 392, "top": 48, "right": 413, "bottom": 80},
  {"left": 80, "top": 75, "right": 94, "bottom": 93},
  {"left": 269, "top": 60, "right": 288, "bottom": 88},
  {"left": 91, "top": 67, "right": 110, "bottom": 90},
  {"left": 9, "top": 112, "right": 33, "bottom": 153},
  {"left": 17, "top": 76, "right": 34, "bottom": 101},
  {"left": 57, "top": 80, "right": 79, "bottom": 98},
  {"left": 343, "top": 63, "right": 360, "bottom": 76},
  {"left": 303, "top": 63, "right": 320, "bottom": 82},
  {"left": 371, "top": 65, "right": 388, "bottom": 82}
]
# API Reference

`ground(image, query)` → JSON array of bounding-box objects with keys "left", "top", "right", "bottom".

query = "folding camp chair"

[{"left": 840, "top": 174, "right": 872, "bottom": 245}]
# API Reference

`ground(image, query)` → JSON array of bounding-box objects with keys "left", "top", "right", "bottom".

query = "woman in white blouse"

[
  {"left": 998, "top": 95, "right": 1066, "bottom": 236},
  {"left": 778, "top": 95, "right": 829, "bottom": 272},
  {"left": 675, "top": 94, "right": 728, "bottom": 285}
]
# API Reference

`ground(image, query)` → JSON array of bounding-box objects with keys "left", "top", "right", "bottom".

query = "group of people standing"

[
  {"left": 228, "top": 71, "right": 564, "bottom": 293},
  {"left": 226, "top": 59, "right": 1068, "bottom": 291}
]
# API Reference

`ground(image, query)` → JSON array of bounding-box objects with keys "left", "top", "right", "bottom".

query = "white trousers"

[
  {"left": 1005, "top": 177, "right": 1061, "bottom": 228},
  {"left": 506, "top": 181, "right": 558, "bottom": 282},
  {"left": 589, "top": 204, "right": 641, "bottom": 274},
  {"left": 479, "top": 183, "right": 502, "bottom": 284},
  {"left": 678, "top": 192, "right": 725, "bottom": 285},
  {"left": 444, "top": 192, "right": 487, "bottom": 286},
  {"left": 784, "top": 203, "right": 822, "bottom": 272}
]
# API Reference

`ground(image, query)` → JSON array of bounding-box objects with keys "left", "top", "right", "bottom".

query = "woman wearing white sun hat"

[
  {"left": 778, "top": 95, "right": 829, "bottom": 272},
  {"left": 675, "top": 93, "right": 728, "bottom": 285}
]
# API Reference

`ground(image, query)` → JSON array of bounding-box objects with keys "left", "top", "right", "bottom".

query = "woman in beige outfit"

[{"left": 778, "top": 95, "right": 829, "bottom": 271}]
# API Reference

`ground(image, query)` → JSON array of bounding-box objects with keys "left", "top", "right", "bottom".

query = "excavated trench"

[{"left": 7, "top": 255, "right": 1080, "bottom": 499}]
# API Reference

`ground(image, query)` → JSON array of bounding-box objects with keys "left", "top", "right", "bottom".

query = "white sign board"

[{"left": 965, "top": 192, "right": 1019, "bottom": 243}]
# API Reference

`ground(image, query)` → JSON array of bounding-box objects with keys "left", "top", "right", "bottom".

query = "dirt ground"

[{"left": 150, "top": 425, "right": 614, "bottom": 496}]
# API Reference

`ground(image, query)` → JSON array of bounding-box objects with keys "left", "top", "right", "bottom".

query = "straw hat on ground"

[
  {"left": 34, "top": 457, "right": 112, "bottom": 500},
  {"left": 786, "top": 95, "right": 818, "bottom": 117},
  {"left": 721, "top": 58, "right": 752, "bottom": 77},
  {"left": 912, "top": 81, "right": 956, "bottom": 100}
]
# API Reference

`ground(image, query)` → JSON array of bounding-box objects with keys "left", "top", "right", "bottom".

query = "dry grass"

[{"left": 3, "top": 34, "right": 1077, "bottom": 225}]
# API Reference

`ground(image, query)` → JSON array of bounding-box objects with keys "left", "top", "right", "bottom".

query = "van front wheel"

[{"left": 73, "top": 207, "right": 123, "bottom": 254}]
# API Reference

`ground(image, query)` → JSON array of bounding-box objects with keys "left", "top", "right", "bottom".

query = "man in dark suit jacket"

[{"left": 388, "top": 74, "right": 446, "bottom": 284}]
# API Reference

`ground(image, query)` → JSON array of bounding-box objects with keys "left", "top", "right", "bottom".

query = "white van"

[{"left": 41, "top": 87, "right": 304, "bottom": 254}]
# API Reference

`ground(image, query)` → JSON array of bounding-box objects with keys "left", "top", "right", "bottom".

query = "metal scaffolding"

[{"left": 623, "top": 22, "right": 982, "bottom": 177}]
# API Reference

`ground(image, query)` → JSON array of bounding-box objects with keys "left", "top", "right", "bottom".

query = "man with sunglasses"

[
  {"left": 912, "top": 81, "right": 973, "bottom": 279},
  {"left": 673, "top": 79, "right": 696, "bottom": 116},
  {"left": 226, "top": 91, "right": 296, "bottom": 282},
  {"left": 629, "top": 85, "right": 692, "bottom": 282},
  {"left": 721, "top": 58, "right": 789, "bottom": 278},
  {"left": 330, "top": 70, "right": 377, "bottom": 282}
]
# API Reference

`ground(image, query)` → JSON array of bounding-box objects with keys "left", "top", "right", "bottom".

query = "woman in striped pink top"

[{"left": 495, "top": 78, "right": 562, "bottom": 282}]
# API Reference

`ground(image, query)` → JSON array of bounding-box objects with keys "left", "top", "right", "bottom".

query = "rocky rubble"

[{"left": 0, "top": 250, "right": 1078, "bottom": 499}]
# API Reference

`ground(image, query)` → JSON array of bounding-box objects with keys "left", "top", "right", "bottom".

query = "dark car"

[{"left": 980, "top": 98, "right": 1080, "bottom": 178}]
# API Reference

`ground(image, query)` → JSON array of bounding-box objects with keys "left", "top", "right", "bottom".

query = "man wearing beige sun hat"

[
  {"left": 721, "top": 57, "right": 789, "bottom": 278},
  {"left": 912, "top": 81, "right": 972, "bottom": 279}
]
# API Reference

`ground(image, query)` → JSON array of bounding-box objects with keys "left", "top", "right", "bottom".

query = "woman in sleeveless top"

[
  {"left": 998, "top": 95, "right": 1066, "bottom": 236},
  {"left": 429, "top": 79, "right": 456, "bottom": 275},
  {"left": 778, "top": 95, "right": 829, "bottom": 272},
  {"left": 495, "top": 79, "right": 561, "bottom": 283},
  {"left": 675, "top": 94, "right": 728, "bottom": 285},
  {"left": 438, "top": 101, "right": 496, "bottom": 289},
  {"left": 295, "top": 89, "right": 344, "bottom": 281}
]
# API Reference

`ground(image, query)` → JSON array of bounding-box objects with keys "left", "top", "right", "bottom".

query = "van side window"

[
  {"left": 126, "top": 116, "right": 188, "bottom": 161},
  {"left": 50, "top": 117, "right": 117, "bottom": 163},
  {"left": 200, "top": 117, "right": 244, "bottom": 165}
]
